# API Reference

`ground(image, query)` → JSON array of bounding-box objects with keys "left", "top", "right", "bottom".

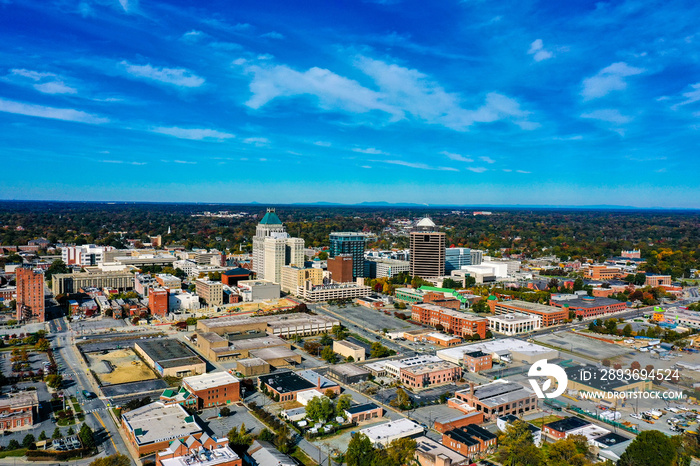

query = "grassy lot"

[
  {"left": 292, "top": 448, "right": 317, "bottom": 466},
  {"left": 0, "top": 448, "right": 27, "bottom": 458},
  {"left": 529, "top": 414, "right": 563, "bottom": 428}
]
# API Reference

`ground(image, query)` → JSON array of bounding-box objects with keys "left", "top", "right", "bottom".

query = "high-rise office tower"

[
  {"left": 16, "top": 266, "right": 45, "bottom": 322},
  {"left": 445, "top": 247, "right": 472, "bottom": 274},
  {"left": 409, "top": 218, "right": 445, "bottom": 278},
  {"left": 329, "top": 232, "right": 366, "bottom": 279},
  {"left": 252, "top": 208, "right": 286, "bottom": 279}
]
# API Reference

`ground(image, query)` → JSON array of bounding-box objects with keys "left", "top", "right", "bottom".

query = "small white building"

[
  {"left": 487, "top": 313, "right": 541, "bottom": 335},
  {"left": 360, "top": 418, "right": 424, "bottom": 446},
  {"left": 296, "top": 389, "right": 325, "bottom": 406}
]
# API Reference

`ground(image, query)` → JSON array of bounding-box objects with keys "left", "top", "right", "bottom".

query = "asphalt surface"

[{"left": 48, "top": 316, "right": 134, "bottom": 465}]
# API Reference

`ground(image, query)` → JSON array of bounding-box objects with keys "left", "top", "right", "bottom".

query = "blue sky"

[{"left": 1, "top": 0, "right": 700, "bottom": 207}]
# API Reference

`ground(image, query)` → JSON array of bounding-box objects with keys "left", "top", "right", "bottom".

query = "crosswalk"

[{"left": 84, "top": 407, "right": 107, "bottom": 414}]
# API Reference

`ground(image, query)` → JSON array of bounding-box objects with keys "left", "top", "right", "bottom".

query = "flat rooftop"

[
  {"left": 136, "top": 339, "right": 204, "bottom": 368},
  {"left": 545, "top": 416, "right": 590, "bottom": 433},
  {"left": 415, "top": 436, "right": 467, "bottom": 464},
  {"left": 329, "top": 364, "right": 370, "bottom": 377},
  {"left": 437, "top": 338, "right": 557, "bottom": 360},
  {"left": 249, "top": 347, "right": 299, "bottom": 361},
  {"left": 360, "top": 418, "right": 423, "bottom": 442},
  {"left": 334, "top": 339, "right": 365, "bottom": 351},
  {"left": 160, "top": 445, "right": 240, "bottom": 466},
  {"left": 487, "top": 313, "right": 540, "bottom": 323},
  {"left": 259, "top": 371, "right": 316, "bottom": 394},
  {"left": 402, "top": 361, "right": 458, "bottom": 375},
  {"left": 460, "top": 380, "right": 536, "bottom": 407},
  {"left": 0, "top": 391, "right": 38, "bottom": 408},
  {"left": 237, "top": 357, "right": 268, "bottom": 368},
  {"left": 412, "top": 303, "right": 488, "bottom": 321},
  {"left": 345, "top": 402, "right": 380, "bottom": 415},
  {"left": 183, "top": 372, "right": 239, "bottom": 391},
  {"left": 298, "top": 370, "right": 337, "bottom": 389},
  {"left": 497, "top": 300, "right": 564, "bottom": 314},
  {"left": 122, "top": 402, "right": 201, "bottom": 446},
  {"left": 199, "top": 313, "right": 338, "bottom": 330}
]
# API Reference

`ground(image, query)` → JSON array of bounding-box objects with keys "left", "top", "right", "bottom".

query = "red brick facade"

[
  {"left": 411, "top": 303, "right": 488, "bottom": 339},
  {"left": 149, "top": 288, "right": 169, "bottom": 316},
  {"left": 16, "top": 267, "right": 44, "bottom": 322}
]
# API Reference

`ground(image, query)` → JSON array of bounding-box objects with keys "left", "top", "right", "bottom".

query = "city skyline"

[{"left": 2, "top": 0, "right": 700, "bottom": 207}]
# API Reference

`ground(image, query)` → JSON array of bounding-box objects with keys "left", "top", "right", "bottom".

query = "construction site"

[{"left": 85, "top": 347, "right": 158, "bottom": 385}]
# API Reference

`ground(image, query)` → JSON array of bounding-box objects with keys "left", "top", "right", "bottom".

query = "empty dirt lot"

[{"left": 86, "top": 348, "right": 158, "bottom": 385}]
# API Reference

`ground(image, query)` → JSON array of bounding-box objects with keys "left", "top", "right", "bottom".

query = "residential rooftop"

[{"left": 183, "top": 372, "right": 239, "bottom": 392}]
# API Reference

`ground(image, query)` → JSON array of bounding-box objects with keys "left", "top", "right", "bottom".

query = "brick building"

[
  {"left": 443, "top": 425, "right": 497, "bottom": 459},
  {"left": 463, "top": 350, "right": 492, "bottom": 372},
  {"left": 122, "top": 402, "right": 203, "bottom": 456},
  {"left": 489, "top": 299, "right": 568, "bottom": 327},
  {"left": 181, "top": 372, "right": 241, "bottom": 409},
  {"left": 0, "top": 391, "right": 38, "bottom": 431},
  {"left": 411, "top": 303, "right": 488, "bottom": 339},
  {"left": 16, "top": 266, "right": 45, "bottom": 322},
  {"left": 221, "top": 268, "right": 252, "bottom": 286},
  {"left": 156, "top": 433, "right": 241, "bottom": 466},
  {"left": 344, "top": 403, "right": 383, "bottom": 424},
  {"left": 327, "top": 255, "right": 354, "bottom": 283},
  {"left": 258, "top": 370, "right": 340, "bottom": 402},
  {"left": 149, "top": 288, "right": 169, "bottom": 316},
  {"left": 400, "top": 361, "right": 461, "bottom": 390},
  {"left": 542, "top": 417, "right": 591, "bottom": 440},
  {"left": 549, "top": 296, "right": 626, "bottom": 319},
  {"left": 454, "top": 381, "right": 538, "bottom": 420}
]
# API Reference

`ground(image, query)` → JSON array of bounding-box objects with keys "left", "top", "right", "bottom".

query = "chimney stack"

[{"left": 470, "top": 382, "right": 475, "bottom": 396}]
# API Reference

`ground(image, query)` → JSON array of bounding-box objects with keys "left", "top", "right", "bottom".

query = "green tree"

[
  {"left": 79, "top": 424, "right": 95, "bottom": 449},
  {"left": 389, "top": 388, "right": 412, "bottom": 410},
  {"left": 306, "top": 396, "right": 335, "bottom": 422},
  {"left": 35, "top": 338, "right": 51, "bottom": 351},
  {"left": 319, "top": 333, "right": 333, "bottom": 346},
  {"left": 88, "top": 454, "right": 131, "bottom": 466},
  {"left": 346, "top": 433, "right": 375, "bottom": 466},
  {"left": 573, "top": 278, "right": 584, "bottom": 291},
  {"left": 495, "top": 420, "right": 542, "bottom": 466},
  {"left": 38, "top": 431, "right": 47, "bottom": 441},
  {"left": 67, "top": 426, "right": 75, "bottom": 435},
  {"left": 227, "top": 423, "right": 253, "bottom": 453},
  {"left": 321, "top": 345, "right": 337, "bottom": 363},
  {"left": 471, "top": 299, "right": 491, "bottom": 313},
  {"left": 332, "top": 325, "right": 349, "bottom": 340},
  {"left": 370, "top": 342, "right": 392, "bottom": 358},
  {"left": 336, "top": 394, "right": 352, "bottom": 416},
  {"left": 383, "top": 437, "right": 417, "bottom": 466},
  {"left": 622, "top": 324, "right": 633, "bottom": 337},
  {"left": 256, "top": 428, "right": 275, "bottom": 443},
  {"left": 7, "top": 439, "right": 20, "bottom": 450},
  {"left": 546, "top": 435, "right": 590, "bottom": 466},
  {"left": 52, "top": 427, "right": 61, "bottom": 439},
  {"left": 619, "top": 430, "right": 676, "bottom": 466},
  {"left": 22, "top": 434, "right": 36, "bottom": 448},
  {"left": 45, "top": 374, "right": 63, "bottom": 388},
  {"left": 219, "top": 406, "right": 231, "bottom": 417},
  {"left": 45, "top": 259, "right": 69, "bottom": 280}
]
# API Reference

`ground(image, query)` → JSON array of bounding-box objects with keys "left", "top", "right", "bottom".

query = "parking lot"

[
  {"left": 72, "top": 317, "right": 127, "bottom": 334},
  {"left": 0, "top": 348, "right": 50, "bottom": 377},
  {"left": 534, "top": 332, "right": 635, "bottom": 360}
]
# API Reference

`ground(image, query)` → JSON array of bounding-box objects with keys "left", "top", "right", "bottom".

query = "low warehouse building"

[
  {"left": 333, "top": 340, "right": 366, "bottom": 362},
  {"left": 134, "top": 339, "right": 206, "bottom": 378},
  {"left": 360, "top": 418, "right": 424, "bottom": 446},
  {"left": 236, "top": 358, "right": 270, "bottom": 377},
  {"left": 328, "top": 364, "right": 371, "bottom": 384}
]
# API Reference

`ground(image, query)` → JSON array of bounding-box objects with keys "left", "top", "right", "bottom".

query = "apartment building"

[
  {"left": 454, "top": 381, "right": 538, "bottom": 420},
  {"left": 411, "top": 303, "right": 488, "bottom": 339},
  {"left": 400, "top": 361, "right": 461, "bottom": 390},
  {"left": 181, "top": 372, "right": 241, "bottom": 408},
  {"left": 195, "top": 279, "right": 223, "bottom": 306},
  {"left": 16, "top": 266, "right": 44, "bottom": 322},
  {"left": 489, "top": 299, "right": 568, "bottom": 327}
]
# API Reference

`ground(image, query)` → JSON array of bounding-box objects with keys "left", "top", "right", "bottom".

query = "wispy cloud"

[
  {"left": 516, "top": 170, "right": 531, "bottom": 174},
  {"left": 581, "top": 108, "right": 631, "bottom": 124},
  {"left": 552, "top": 135, "right": 583, "bottom": 141},
  {"left": 181, "top": 30, "right": 205, "bottom": 43},
  {"left": 466, "top": 167, "right": 488, "bottom": 173},
  {"left": 313, "top": 141, "right": 332, "bottom": 147},
  {"left": 118, "top": 0, "right": 138, "bottom": 13},
  {"left": 243, "top": 137, "right": 270, "bottom": 146},
  {"left": 34, "top": 81, "right": 78, "bottom": 95},
  {"left": 8, "top": 69, "right": 78, "bottom": 95},
  {"left": 671, "top": 83, "right": 700, "bottom": 110},
  {"left": 161, "top": 159, "right": 197, "bottom": 165},
  {"left": 377, "top": 160, "right": 459, "bottom": 171},
  {"left": 101, "top": 159, "right": 146, "bottom": 165},
  {"left": 261, "top": 31, "right": 284, "bottom": 39},
  {"left": 120, "top": 61, "right": 205, "bottom": 88},
  {"left": 581, "top": 62, "right": 644, "bottom": 100},
  {"left": 0, "top": 98, "right": 109, "bottom": 124},
  {"left": 244, "top": 56, "right": 537, "bottom": 131},
  {"left": 151, "top": 126, "right": 235, "bottom": 140},
  {"left": 352, "top": 147, "right": 386, "bottom": 155},
  {"left": 479, "top": 156, "right": 495, "bottom": 164},
  {"left": 441, "top": 151, "right": 473, "bottom": 162},
  {"left": 527, "top": 39, "right": 553, "bottom": 62}
]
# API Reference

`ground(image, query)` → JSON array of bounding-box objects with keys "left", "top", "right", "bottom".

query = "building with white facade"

[
  {"left": 383, "top": 355, "right": 442, "bottom": 378},
  {"left": 168, "top": 290, "right": 200, "bottom": 312},
  {"left": 300, "top": 280, "right": 371, "bottom": 302},
  {"left": 252, "top": 209, "right": 287, "bottom": 280},
  {"left": 367, "top": 258, "right": 410, "bottom": 278},
  {"left": 62, "top": 245, "right": 114, "bottom": 266},
  {"left": 487, "top": 313, "right": 541, "bottom": 335}
]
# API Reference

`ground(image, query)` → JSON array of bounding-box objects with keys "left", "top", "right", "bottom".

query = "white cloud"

[
  {"left": 244, "top": 56, "right": 536, "bottom": 131},
  {"left": 502, "top": 169, "right": 512, "bottom": 172},
  {"left": 378, "top": 160, "right": 459, "bottom": 171},
  {"left": 527, "top": 39, "right": 553, "bottom": 61},
  {"left": 581, "top": 108, "right": 631, "bottom": 124},
  {"left": 352, "top": 147, "right": 386, "bottom": 155},
  {"left": 441, "top": 151, "right": 473, "bottom": 162},
  {"left": 479, "top": 156, "right": 495, "bottom": 164},
  {"left": 244, "top": 63, "right": 400, "bottom": 117},
  {"left": 101, "top": 160, "right": 146, "bottom": 165},
  {"left": 313, "top": 141, "right": 332, "bottom": 147},
  {"left": 516, "top": 170, "right": 531, "bottom": 174},
  {"left": 257, "top": 54, "right": 274, "bottom": 61},
  {"left": 261, "top": 31, "right": 284, "bottom": 39},
  {"left": 151, "top": 126, "right": 235, "bottom": 140},
  {"left": 167, "top": 160, "right": 196, "bottom": 164},
  {"left": 243, "top": 137, "right": 270, "bottom": 146},
  {"left": 78, "top": 2, "right": 93, "bottom": 17},
  {"left": 581, "top": 62, "right": 645, "bottom": 100},
  {"left": 0, "top": 98, "right": 109, "bottom": 124},
  {"left": 120, "top": 61, "right": 205, "bottom": 88},
  {"left": 181, "top": 30, "right": 205, "bottom": 42},
  {"left": 361, "top": 165, "right": 372, "bottom": 169},
  {"left": 34, "top": 81, "right": 78, "bottom": 95},
  {"left": 466, "top": 167, "right": 488, "bottom": 173},
  {"left": 552, "top": 135, "right": 584, "bottom": 141},
  {"left": 11, "top": 69, "right": 55, "bottom": 81},
  {"left": 118, "top": 0, "right": 137, "bottom": 13},
  {"left": 671, "top": 83, "right": 700, "bottom": 109}
]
